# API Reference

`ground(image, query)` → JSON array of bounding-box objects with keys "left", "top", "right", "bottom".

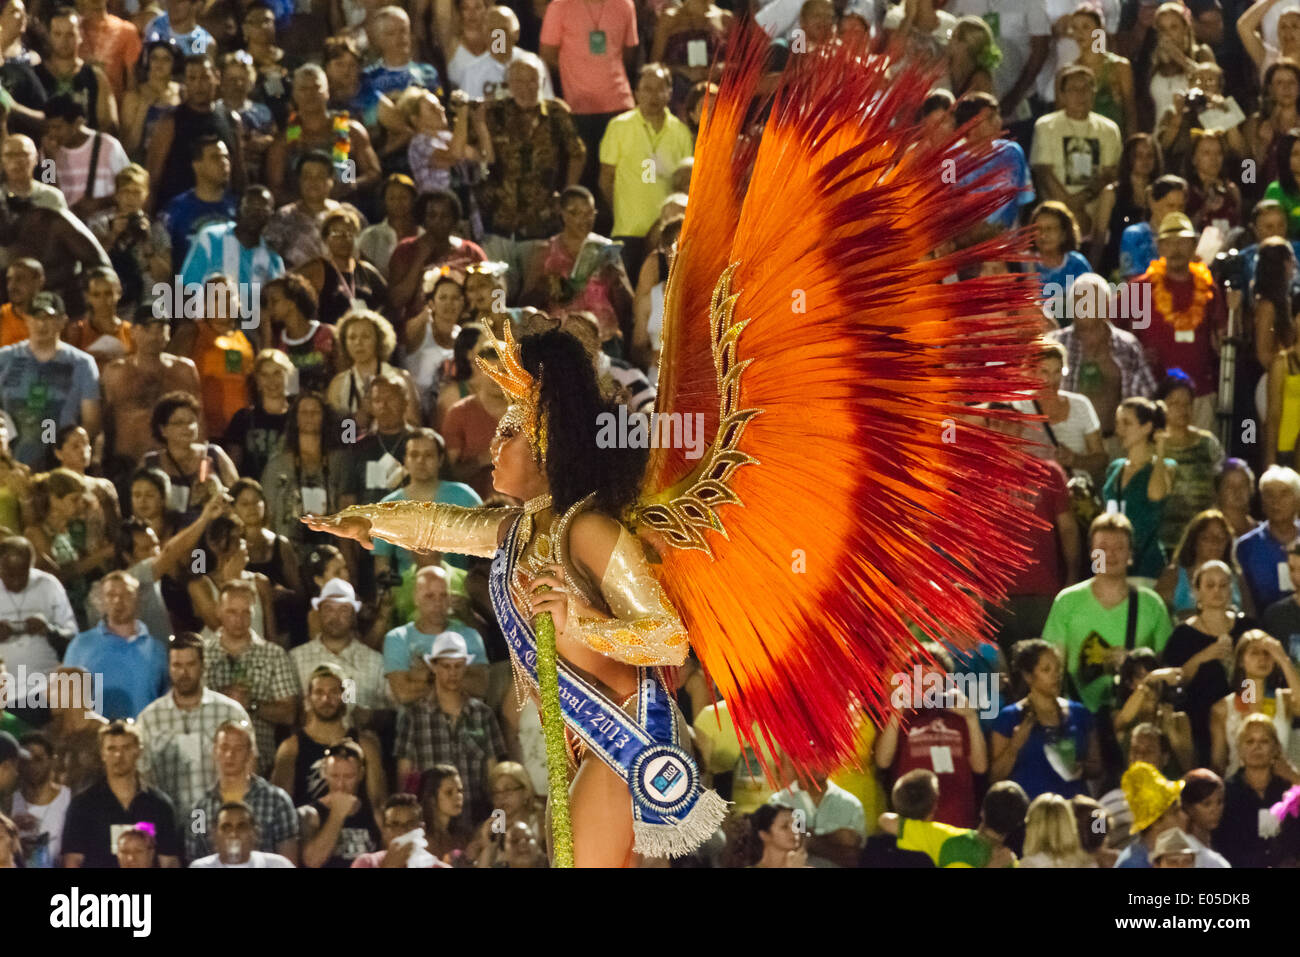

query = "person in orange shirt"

[
  {"left": 0, "top": 258, "right": 44, "bottom": 346},
  {"left": 62, "top": 266, "right": 134, "bottom": 368},
  {"left": 167, "top": 274, "right": 256, "bottom": 438}
]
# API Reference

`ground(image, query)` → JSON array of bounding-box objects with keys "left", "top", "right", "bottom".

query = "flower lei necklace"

[
  {"left": 1149, "top": 257, "right": 1214, "bottom": 332},
  {"left": 285, "top": 111, "right": 352, "bottom": 168}
]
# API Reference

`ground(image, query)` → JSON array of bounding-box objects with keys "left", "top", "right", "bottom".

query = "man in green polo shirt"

[{"left": 1041, "top": 512, "right": 1172, "bottom": 713}]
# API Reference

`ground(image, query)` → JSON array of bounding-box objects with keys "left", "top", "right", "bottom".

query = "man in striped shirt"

[
  {"left": 136, "top": 631, "right": 249, "bottom": 816},
  {"left": 179, "top": 184, "right": 285, "bottom": 290}
]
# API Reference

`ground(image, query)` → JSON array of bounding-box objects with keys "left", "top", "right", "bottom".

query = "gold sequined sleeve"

[
  {"left": 568, "top": 526, "right": 690, "bottom": 667},
  {"left": 338, "top": 501, "right": 519, "bottom": 558}
]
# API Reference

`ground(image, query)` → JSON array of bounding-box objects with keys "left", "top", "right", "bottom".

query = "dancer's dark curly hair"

[{"left": 518, "top": 329, "right": 647, "bottom": 517}]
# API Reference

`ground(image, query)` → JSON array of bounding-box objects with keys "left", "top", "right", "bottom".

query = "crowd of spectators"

[{"left": 5, "top": 0, "right": 1300, "bottom": 871}]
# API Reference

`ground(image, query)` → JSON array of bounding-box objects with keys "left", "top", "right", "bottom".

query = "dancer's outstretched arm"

[{"left": 303, "top": 502, "right": 519, "bottom": 557}]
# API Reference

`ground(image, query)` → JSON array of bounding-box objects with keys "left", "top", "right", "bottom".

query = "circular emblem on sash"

[{"left": 630, "top": 745, "right": 697, "bottom": 816}]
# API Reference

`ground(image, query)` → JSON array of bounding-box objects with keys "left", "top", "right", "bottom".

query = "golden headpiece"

[{"left": 475, "top": 319, "right": 548, "bottom": 462}]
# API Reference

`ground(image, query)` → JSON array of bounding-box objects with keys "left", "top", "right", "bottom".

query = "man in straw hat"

[{"left": 1115, "top": 762, "right": 1229, "bottom": 867}]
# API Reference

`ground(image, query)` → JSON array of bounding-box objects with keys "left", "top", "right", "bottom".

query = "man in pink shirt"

[
  {"left": 76, "top": 0, "right": 141, "bottom": 100},
  {"left": 539, "top": 0, "right": 638, "bottom": 196}
]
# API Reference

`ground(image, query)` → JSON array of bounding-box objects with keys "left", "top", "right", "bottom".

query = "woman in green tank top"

[{"left": 1069, "top": 6, "right": 1136, "bottom": 138}]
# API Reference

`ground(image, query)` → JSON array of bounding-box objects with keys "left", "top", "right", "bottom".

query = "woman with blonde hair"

[
  {"left": 25, "top": 468, "right": 115, "bottom": 627},
  {"left": 1210, "top": 629, "right": 1300, "bottom": 777},
  {"left": 470, "top": 760, "right": 544, "bottom": 866},
  {"left": 1021, "top": 793, "right": 1097, "bottom": 867},
  {"left": 326, "top": 309, "right": 421, "bottom": 431},
  {"left": 946, "top": 16, "right": 999, "bottom": 98}
]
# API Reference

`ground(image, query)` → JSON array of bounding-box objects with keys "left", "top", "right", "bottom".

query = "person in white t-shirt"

[
  {"left": 188, "top": 801, "right": 296, "bottom": 867},
  {"left": 1013, "top": 340, "right": 1108, "bottom": 479},
  {"left": 9, "top": 732, "right": 72, "bottom": 868},
  {"left": 949, "top": 0, "right": 1053, "bottom": 122},
  {"left": 1030, "top": 64, "right": 1123, "bottom": 234}
]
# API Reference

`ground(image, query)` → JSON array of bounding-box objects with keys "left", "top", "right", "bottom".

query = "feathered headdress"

[{"left": 475, "top": 318, "right": 547, "bottom": 462}]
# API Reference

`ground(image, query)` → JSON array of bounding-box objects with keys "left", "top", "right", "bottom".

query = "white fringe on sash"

[{"left": 632, "top": 788, "right": 730, "bottom": 859}]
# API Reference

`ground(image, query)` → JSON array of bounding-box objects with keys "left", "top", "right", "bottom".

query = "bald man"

[{"left": 0, "top": 135, "right": 67, "bottom": 212}]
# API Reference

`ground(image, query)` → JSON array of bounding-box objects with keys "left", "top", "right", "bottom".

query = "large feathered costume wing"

[{"left": 633, "top": 28, "right": 1053, "bottom": 774}]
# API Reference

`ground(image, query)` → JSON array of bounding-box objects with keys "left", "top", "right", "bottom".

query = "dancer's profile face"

[{"left": 491, "top": 419, "right": 546, "bottom": 499}]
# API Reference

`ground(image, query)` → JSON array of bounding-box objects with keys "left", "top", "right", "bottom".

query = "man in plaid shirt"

[
  {"left": 137, "top": 631, "right": 250, "bottom": 815},
  {"left": 201, "top": 580, "right": 300, "bottom": 775},
  {"left": 395, "top": 633, "right": 507, "bottom": 824},
  {"left": 185, "top": 719, "right": 300, "bottom": 863}
]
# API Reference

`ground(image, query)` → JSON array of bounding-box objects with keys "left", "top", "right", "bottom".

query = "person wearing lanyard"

[
  {"left": 598, "top": 62, "right": 695, "bottom": 280},
  {"left": 299, "top": 207, "right": 388, "bottom": 326},
  {"left": 140, "top": 391, "right": 238, "bottom": 516}
]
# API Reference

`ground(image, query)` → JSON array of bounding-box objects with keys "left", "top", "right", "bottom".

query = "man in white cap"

[
  {"left": 383, "top": 564, "right": 488, "bottom": 705},
  {"left": 1151, "top": 827, "right": 1197, "bottom": 868},
  {"left": 291, "top": 578, "right": 390, "bottom": 727},
  {"left": 395, "top": 630, "right": 505, "bottom": 822},
  {"left": 1129, "top": 210, "right": 1231, "bottom": 431}
]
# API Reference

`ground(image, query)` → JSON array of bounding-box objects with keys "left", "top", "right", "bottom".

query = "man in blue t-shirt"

[
  {"left": 63, "top": 571, "right": 168, "bottom": 720},
  {"left": 1236, "top": 466, "right": 1300, "bottom": 614},
  {"left": 954, "top": 93, "right": 1035, "bottom": 236},
  {"left": 383, "top": 565, "right": 487, "bottom": 704},
  {"left": 144, "top": 0, "right": 216, "bottom": 55},
  {"left": 359, "top": 7, "right": 442, "bottom": 128},
  {"left": 1118, "top": 175, "right": 1187, "bottom": 279},
  {"left": 0, "top": 292, "right": 99, "bottom": 468},
  {"left": 161, "top": 134, "right": 237, "bottom": 270}
]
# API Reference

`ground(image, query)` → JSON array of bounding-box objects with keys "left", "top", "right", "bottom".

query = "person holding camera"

[
  {"left": 1111, "top": 647, "right": 1194, "bottom": 770},
  {"left": 1210, "top": 629, "right": 1300, "bottom": 777},
  {"left": 1155, "top": 64, "right": 1245, "bottom": 174}
]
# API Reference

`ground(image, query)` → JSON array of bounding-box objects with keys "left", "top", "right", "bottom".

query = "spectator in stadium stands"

[
  {"left": 1119, "top": 174, "right": 1188, "bottom": 280},
  {"left": 77, "top": 0, "right": 144, "bottom": 101},
  {"left": 1253, "top": 236, "right": 1297, "bottom": 381},
  {"left": 1090, "top": 133, "right": 1159, "bottom": 279},
  {"left": 990, "top": 639, "right": 1101, "bottom": 798},
  {"left": 386, "top": 189, "right": 487, "bottom": 321},
  {"left": 0, "top": 257, "right": 43, "bottom": 347},
  {"left": 1266, "top": 126, "right": 1300, "bottom": 240},
  {"left": 0, "top": 134, "right": 67, "bottom": 211},
  {"left": 1235, "top": 465, "right": 1300, "bottom": 614},
  {"left": 561, "top": 309, "right": 655, "bottom": 411},
  {"left": 120, "top": 40, "right": 182, "bottom": 159},
  {"left": 1215, "top": 459, "right": 1258, "bottom": 540},
  {"left": 731, "top": 803, "right": 806, "bottom": 868},
  {"left": 99, "top": 317, "right": 200, "bottom": 480},
  {"left": 36, "top": 8, "right": 118, "bottom": 134},
  {"left": 270, "top": 662, "right": 385, "bottom": 807},
  {"left": 879, "top": 775, "right": 1028, "bottom": 869},
  {"left": 1241, "top": 201, "right": 1300, "bottom": 312},
  {"left": 373, "top": 429, "right": 482, "bottom": 580},
  {"left": 479, "top": 59, "right": 583, "bottom": 288},
  {"left": 1163, "top": 557, "right": 1252, "bottom": 765},
  {"left": 44, "top": 667, "right": 107, "bottom": 793},
  {"left": 140, "top": 391, "right": 238, "bottom": 512},
  {"left": 62, "top": 719, "right": 182, "bottom": 867},
  {"left": 1101, "top": 396, "right": 1177, "bottom": 582},
  {"left": 191, "top": 515, "right": 280, "bottom": 646},
  {"left": 189, "top": 800, "right": 296, "bottom": 867},
  {"left": 1071, "top": 794, "right": 1119, "bottom": 867},
  {"left": 223, "top": 354, "right": 291, "bottom": 481},
  {"left": 180, "top": 184, "right": 283, "bottom": 292},
  {"left": 1184, "top": 128, "right": 1242, "bottom": 234},
  {"left": 64, "top": 570, "right": 167, "bottom": 720},
  {"left": 1031, "top": 65, "right": 1123, "bottom": 237},
  {"left": 397, "top": 631, "right": 505, "bottom": 821},
  {"left": 1013, "top": 341, "right": 1108, "bottom": 477},
  {"left": 875, "top": 643, "right": 987, "bottom": 828},
  {"left": 186, "top": 719, "right": 299, "bottom": 862},
  {"left": 1032, "top": 201, "right": 1092, "bottom": 306},
  {"left": 114, "top": 825, "right": 157, "bottom": 867},
  {"left": 299, "top": 738, "right": 381, "bottom": 867},
  {"left": 649, "top": 0, "right": 730, "bottom": 112},
  {"left": 136, "top": 631, "right": 250, "bottom": 815},
  {"left": 351, "top": 791, "right": 450, "bottom": 868},
  {"left": 144, "top": 0, "right": 215, "bottom": 56},
  {"left": 10, "top": 731, "right": 70, "bottom": 867},
  {"left": 1115, "top": 760, "right": 1229, "bottom": 867},
  {"left": 1157, "top": 371, "right": 1226, "bottom": 551},
  {"left": 598, "top": 63, "right": 693, "bottom": 279},
  {"left": 0, "top": 536, "right": 77, "bottom": 681},
  {"left": 265, "top": 275, "right": 335, "bottom": 392},
  {"left": 404, "top": 271, "right": 465, "bottom": 406},
  {"left": 291, "top": 578, "right": 388, "bottom": 714},
  {"left": 42, "top": 92, "right": 130, "bottom": 219},
  {"left": 199, "top": 580, "right": 299, "bottom": 772},
  {"left": 1210, "top": 629, "right": 1300, "bottom": 776},
  {"left": 1214, "top": 713, "right": 1300, "bottom": 866},
  {"left": 25, "top": 469, "right": 115, "bottom": 624},
  {"left": 0, "top": 809, "right": 18, "bottom": 867},
  {"left": 1262, "top": 540, "right": 1300, "bottom": 657},
  {"left": 441, "top": 346, "right": 507, "bottom": 498},
  {"left": 63, "top": 267, "right": 131, "bottom": 370},
  {"left": 418, "top": 762, "right": 473, "bottom": 861},
  {"left": 261, "top": 392, "right": 351, "bottom": 545},
  {"left": 229, "top": 479, "right": 301, "bottom": 600},
  {"left": 217, "top": 50, "right": 276, "bottom": 186},
  {"left": 539, "top": 0, "right": 638, "bottom": 189},
  {"left": 767, "top": 766, "right": 865, "bottom": 868},
  {"left": 1020, "top": 792, "right": 1097, "bottom": 867},
  {"left": 1041, "top": 513, "right": 1173, "bottom": 713},
  {"left": 0, "top": 292, "right": 100, "bottom": 470},
  {"left": 299, "top": 207, "right": 388, "bottom": 326},
  {"left": 1181, "top": 767, "right": 1226, "bottom": 855},
  {"left": 146, "top": 53, "right": 246, "bottom": 212},
  {"left": 166, "top": 278, "right": 257, "bottom": 443},
  {"left": 950, "top": 93, "right": 1035, "bottom": 252},
  {"left": 88, "top": 166, "right": 170, "bottom": 312},
  {"left": 383, "top": 565, "right": 487, "bottom": 704},
  {"left": 0, "top": 729, "right": 20, "bottom": 803},
  {"left": 358, "top": 173, "right": 421, "bottom": 281},
  {"left": 341, "top": 372, "right": 419, "bottom": 505},
  {"left": 327, "top": 312, "right": 421, "bottom": 433},
  {"left": 1112, "top": 651, "right": 1194, "bottom": 773},
  {"left": 159, "top": 135, "right": 237, "bottom": 272}
]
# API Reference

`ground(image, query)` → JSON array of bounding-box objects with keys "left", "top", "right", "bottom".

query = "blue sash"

[{"left": 489, "top": 517, "right": 727, "bottom": 858}]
